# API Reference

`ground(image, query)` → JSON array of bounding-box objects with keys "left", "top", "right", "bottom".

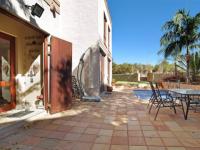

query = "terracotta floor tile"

[
  {"left": 84, "top": 128, "right": 100, "bottom": 135},
  {"left": 27, "top": 129, "right": 50, "bottom": 138},
  {"left": 55, "top": 141, "right": 75, "bottom": 150},
  {"left": 164, "top": 121, "right": 183, "bottom": 131},
  {"left": 185, "top": 148, "right": 200, "bottom": 150},
  {"left": 91, "top": 144, "right": 110, "bottom": 150},
  {"left": 129, "top": 146, "right": 148, "bottom": 150},
  {"left": 179, "top": 138, "right": 200, "bottom": 147},
  {"left": 37, "top": 138, "right": 59, "bottom": 149},
  {"left": 95, "top": 135, "right": 112, "bottom": 144},
  {"left": 143, "top": 131, "right": 160, "bottom": 138},
  {"left": 129, "top": 137, "right": 146, "bottom": 146},
  {"left": 78, "top": 134, "right": 96, "bottom": 142},
  {"left": 145, "top": 137, "right": 164, "bottom": 146},
  {"left": 88, "top": 123, "right": 102, "bottom": 129},
  {"left": 139, "top": 121, "right": 152, "bottom": 126},
  {"left": 128, "top": 125, "right": 141, "bottom": 131},
  {"left": 71, "top": 142, "right": 93, "bottom": 150},
  {"left": 74, "top": 122, "right": 89, "bottom": 128},
  {"left": 45, "top": 124, "right": 59, "bottom": 130},
  {"left": 64, "top": 133, "right": 81, "bottom": 141},
  {"left": 190, "top": 131, "right": 200, "bottom": 139},
  {"left": 155, "top": 124, "right": 170, "bottom": 131},
  {"left": 47, "top": 131, "right": 66, "bottom": 140},
  {"left": 113, "top": 130, "right": 128, "bottom": 137},
  {"left": 98, "top": 129, "right": 113, "bottom": 136},
  {"left": 110, "top": 145, "right": 129, "bottom": 150},
  {"left": 173, "top": 131, "right": 192, "bottom": 138},
  {"left": 101, "top": 124, "right": 115, "bottom": 130},
  {"left": 69, "top": 126, "right": 86, "bottom": 134},
  {"left": 141, "top": 125, "right": 155, "bottom": 131},
  {"left": 115, "top": 125, "right": 128, "bottom": 130},
  {"left": 22, "top": 136, "right": 41, "bottom": 145},
  {"left": 128, "top": 121, "right": 140, "bottom": 125},
  {"left": 162, "top": 138, "right": 182, "bottom": 146},
  {"left": 128, "top": 131, "right": 143, "bottom": 137},
  {"left": 167, "top": 147, "right": 186, "bottom": 150},
  {"left": 158, "top": 131, "right": 175, "bottom": 138},
  {"left": 148, "top": 146, "right": 166, "bottom": 150},
  {"left": 111, "top": 136, "right": 128, "bottom": 145},
  {"left": 56, "top": 125, "right": 73, "bottom": 132}
]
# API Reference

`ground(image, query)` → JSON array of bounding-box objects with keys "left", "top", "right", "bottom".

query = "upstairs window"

[
  {"left": 104, "top": 13, "right": 107, "bottom": 47},
  {"left": 108, "top": 26, "right": 111, "bottom": 50}
]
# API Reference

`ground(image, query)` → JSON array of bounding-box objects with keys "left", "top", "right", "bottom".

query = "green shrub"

[{"left": 113, "top": 74, "right": 138, "bottom": 82}]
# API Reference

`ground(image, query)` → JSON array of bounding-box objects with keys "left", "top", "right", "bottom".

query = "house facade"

[{"left": 0, "top": 0, "right": 112, "bottom": 113}]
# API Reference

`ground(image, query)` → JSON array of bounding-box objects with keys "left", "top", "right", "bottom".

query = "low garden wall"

[{"left": 162, "top": 82, "right": 200, "bottom": 90}]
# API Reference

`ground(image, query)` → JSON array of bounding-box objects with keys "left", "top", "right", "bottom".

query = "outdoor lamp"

[
  {"left": 31, "top": 3, "right": 44, "bottom": 18},
  {"left": 25, "top": 3, "right": 44, "bottom": 18}
]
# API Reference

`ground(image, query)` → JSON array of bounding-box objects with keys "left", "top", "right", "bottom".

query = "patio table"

[{"left": 169, "top": 89, "right": 200, "bottom": 120}]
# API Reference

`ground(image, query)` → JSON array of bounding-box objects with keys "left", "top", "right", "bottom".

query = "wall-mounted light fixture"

[{"left": 25, "top": 3, "right": 44, "bottom": 18}]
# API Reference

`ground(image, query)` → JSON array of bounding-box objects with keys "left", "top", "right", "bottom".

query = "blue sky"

[{"left": 107, "top": 0, "right": 200, "bottom": 65}]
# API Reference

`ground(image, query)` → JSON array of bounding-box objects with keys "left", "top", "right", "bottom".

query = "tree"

[
  {"left": 190, "top": 52, "right": 200, "bottom": 81},
  {"left": 153, "top": 65, "right": 159, "bottom": 72},
  {"left": 112, "top": 62, "right": 153, "bottom": 74},
  {"left": 159, "top": 9, "right": 200, "bottom": 83}
]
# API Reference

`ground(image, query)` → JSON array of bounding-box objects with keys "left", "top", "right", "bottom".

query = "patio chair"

[
  {"left": 147, "top": 82, "right": 158, "bottom": 111},
  {"left": 187, "top": 95, "right": 200, "bottom": 113},
  {"left": 148, "top": 82, "right": 177, "bottom": 120},
  {"left": 148, "top": 82, "right": 168, "bottom": 111}
]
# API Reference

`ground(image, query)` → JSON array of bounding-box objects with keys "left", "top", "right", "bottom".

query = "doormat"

[{"left": 7, "top": 111, "right": 34, "bottom": 118}]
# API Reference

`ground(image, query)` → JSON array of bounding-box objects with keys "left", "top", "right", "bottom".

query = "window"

[
  {"left": 108, "top": 26, "right": 110, "bottom": 50},
  {"left": 104, "top": 13, "right": 107, "bottom": 47}
]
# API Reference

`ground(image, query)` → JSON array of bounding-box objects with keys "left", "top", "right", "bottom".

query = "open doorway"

[{"left": 0, "top": 32, "right": 16, "bottom": 112}]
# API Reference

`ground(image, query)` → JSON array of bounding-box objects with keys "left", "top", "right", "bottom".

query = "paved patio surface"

[{"left": 1, "top": 89, "right": 200, "bottom": 150}]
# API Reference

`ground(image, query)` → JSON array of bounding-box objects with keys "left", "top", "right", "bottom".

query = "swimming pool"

[{"left": 133, "top": 90, "right": 167, "bottom": 100}]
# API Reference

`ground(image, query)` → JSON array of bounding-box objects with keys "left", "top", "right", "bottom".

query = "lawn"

[{"left": 115, "top": 81, "right": 149, "bottom": 87}]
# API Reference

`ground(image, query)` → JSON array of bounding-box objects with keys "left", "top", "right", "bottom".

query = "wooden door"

[
  {"left": 49, "top": 36, "right": 72, "bottom": 114},
  {"left": 0, "top": 32, "right": 16, "bottom": 112}
]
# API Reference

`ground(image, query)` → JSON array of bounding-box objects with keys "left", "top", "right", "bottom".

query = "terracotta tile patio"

[{"left": 1, "top": 89, "right": 200, "bottom": 150}]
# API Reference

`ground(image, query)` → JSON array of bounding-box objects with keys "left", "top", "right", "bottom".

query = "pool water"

[{"left": 133, "top": 90, "right": 167, "bottom": 100}]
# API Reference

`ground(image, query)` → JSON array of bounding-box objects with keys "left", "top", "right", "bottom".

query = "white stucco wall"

[{"left": 60, "top": 0, "right": 99, "bottom": 71}]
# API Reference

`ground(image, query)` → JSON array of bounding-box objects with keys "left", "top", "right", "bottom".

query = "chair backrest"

[
  {"left": 155, "top": 82, "right": 163, "bottom": 99},
  {"left": 149, "top": 82, "right": 159, "bottom": 100}
]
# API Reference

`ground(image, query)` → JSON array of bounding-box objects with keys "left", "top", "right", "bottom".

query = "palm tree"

[
  {"left": 190, "top": 52, "right": 200, "bottom": 81},
  {"left": 176, "top": 52, "right": 200, "bottom": 81},
  {"left": 159, "top": 9, "right": 200, "bottom": 83}
]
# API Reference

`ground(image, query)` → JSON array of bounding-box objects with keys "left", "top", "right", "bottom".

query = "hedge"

[{"left": 113, "top": 74, "right": 139, "bottom": 82}]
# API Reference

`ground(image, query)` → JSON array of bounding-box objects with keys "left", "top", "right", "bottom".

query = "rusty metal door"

[{"left": 49, "top": 36, "right": 72, "bottom": 114}]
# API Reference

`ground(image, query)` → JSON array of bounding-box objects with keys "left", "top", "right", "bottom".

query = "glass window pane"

[
  {"left": 0, "top": 37, "right": 10, "bottom": 82},
  {"left": 0, "top": 86, "right": 11, "bottom": 105}
]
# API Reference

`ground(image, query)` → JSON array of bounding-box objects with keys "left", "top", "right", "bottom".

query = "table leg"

[
  {"left": 180, "top": 98, "right": 186, "bottom": 119},
  {"left": 185, "top": 95, "right": 190, "bottom": 120}
]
